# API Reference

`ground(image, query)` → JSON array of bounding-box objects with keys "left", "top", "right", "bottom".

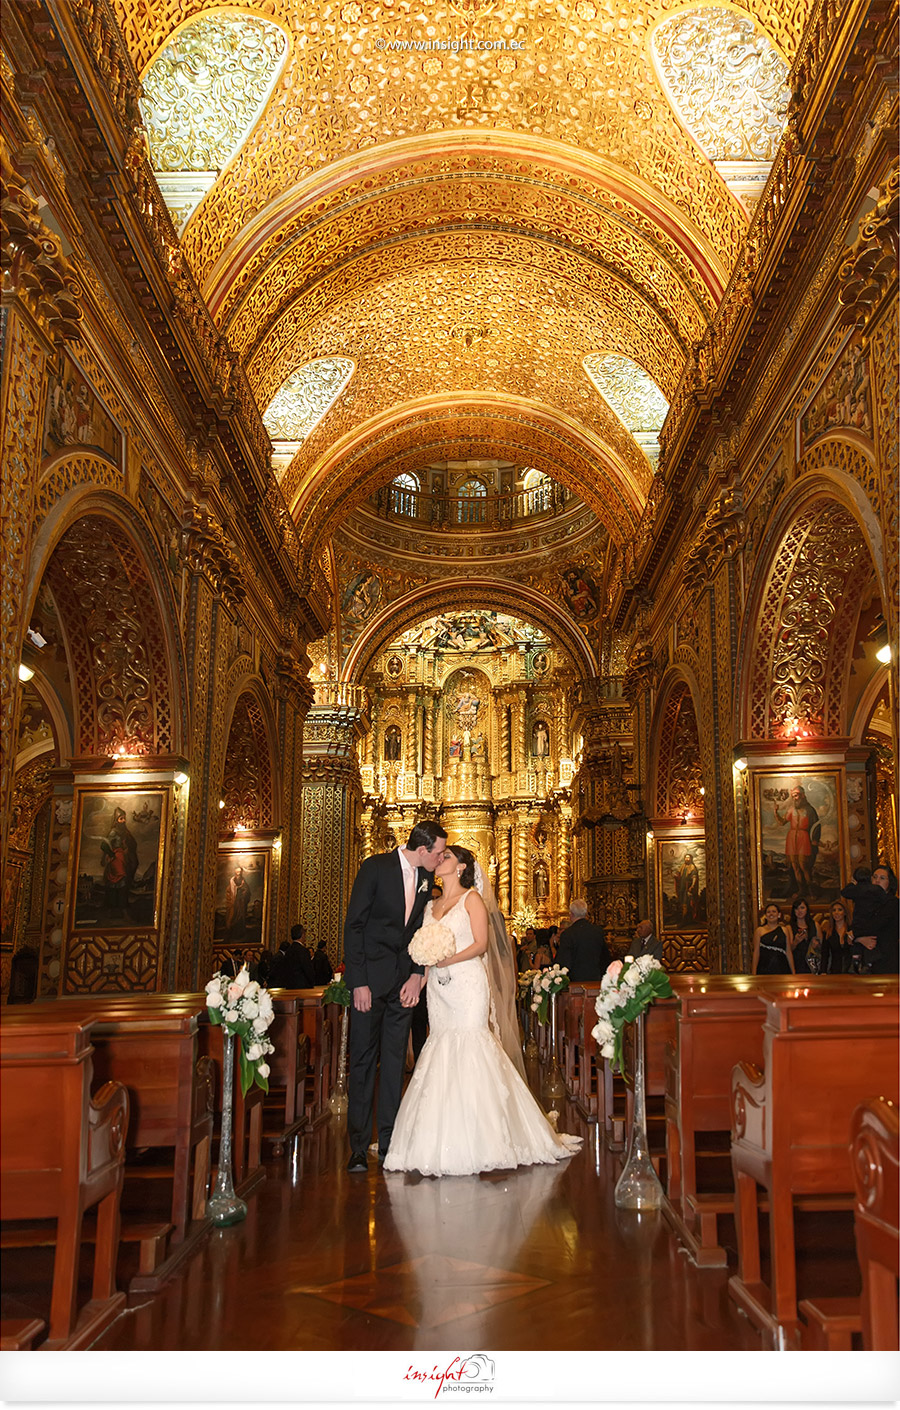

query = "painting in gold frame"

[
  {"left": 658, "top": 837, "right": 707, "bottom": 931},
  {"left": 214, "top": 849, "right": 270, "bottom": 947},
  {"left": 751, "top": 769, "right": 844, "bottom": 907},
  {"left": 72, "top": 787, "right": 168, "bottom": 930}
]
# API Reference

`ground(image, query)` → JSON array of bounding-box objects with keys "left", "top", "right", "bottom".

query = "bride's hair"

[{"left": 448, "top": 845, "right": 476, "bottom": 889}]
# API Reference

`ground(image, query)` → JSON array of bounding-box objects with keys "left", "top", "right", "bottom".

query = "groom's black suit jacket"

[{"left": 343, "top": 850, "right": 429, "bottom": 998}]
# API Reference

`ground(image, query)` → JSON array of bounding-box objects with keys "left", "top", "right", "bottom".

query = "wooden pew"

[
  {"left": 27, "top": 997, "right": 214, "bottom": 1285},
  {"left": 269, "top": 988, "right": 334, "bottom": 1130},
  {"left": 53, "top": 994, "right": 264, "bottom": 1195},
  {"left": 0, "top": 1013, "right": 129, "bottom": 1348},
  {"left": 264, "top": 993, "right": 311, "bottom": 1154},
  {"left": 851, "top": 1096, "right": 899, "bottom": 1350},
  {"left": 728, "top": 980, "right": 899, "bottom": 1346},
  {"left": 663, "top": 974, "right": 801, "bottom": 1266}
]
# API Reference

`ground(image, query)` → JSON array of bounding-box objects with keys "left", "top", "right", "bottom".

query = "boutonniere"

[{"left": 417, "top": 879, "right": 430, "bottom": 894}]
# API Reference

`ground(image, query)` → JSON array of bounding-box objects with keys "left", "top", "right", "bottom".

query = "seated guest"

[
  {"left": 312, "top": 940, "right": 334, "bottom": 986},
  {"left": 822, "top": 899, "right": 854, "bottom": 973},
  {"left": 631, "top": 918, "right": 663, "bottom": 962},
  {"left": 547, "top": 924, "right": 560, "bottom": 960},
  {"left": 789, "top": 898, "right": 822, "bottom": 973},
  {"left": 533, "top": 942, "right": 553, "bottom": 970},
  {"left": 556, "top": 898, "right": 611, "bottom": 980},
  {"left": 751, "top": 902, "right": 794, "bottom": 975}
]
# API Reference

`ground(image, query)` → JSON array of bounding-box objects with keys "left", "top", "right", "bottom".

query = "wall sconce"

[
  {"left": 174, "top": 772, "right": 189, "bottom": 786},
  {"left": 876, "top": 643, "right": 892, "bottom": 665},
  {"left": 18, "top": 662, "right": 34, "bottom": 682},
  {"left": 734, "top": 756, "right": 748, "bottom": 772},
  {"left": 699, "top": 787, "right": 705, "bottom": 796},
  {"left": 272, "top": 835, "right": 283, "bottom": 853},
  {"left": 218, "top": 799, "right": 225, "bottom": 810},
  {"left": 645, "top": 829, "right": 654, "bottom": 843}
]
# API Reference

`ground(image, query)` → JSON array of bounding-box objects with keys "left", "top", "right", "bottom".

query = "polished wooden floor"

[{"left": 89, "top": 1099, "right": 766, "bottom": 1353}]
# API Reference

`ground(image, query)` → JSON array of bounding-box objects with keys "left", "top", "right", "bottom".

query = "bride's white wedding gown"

[{"left": 384, "top": 893, "right": 582, "bottom": 1177}]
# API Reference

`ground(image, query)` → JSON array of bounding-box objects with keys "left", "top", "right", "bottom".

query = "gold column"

[
  {"left": 499, "top": 695, "right": 511, "bottom": 776},
  {"left": 405, "top": 689, "right": 418, "bottom": 772},
  {"left": 513, "top": 692, "right": 527, "bottom": 773},
  {"left": 514, "top": 818, "right": 530, "bottom": 914},
  {"left": 423, "top": 690, "right": 435, "bottom": 777},
  {"left": 497, "top": 820, "right": 511, "bottom": 915},
  {"left": 556, "top": 808, "right": 571, "bottom": 913}
]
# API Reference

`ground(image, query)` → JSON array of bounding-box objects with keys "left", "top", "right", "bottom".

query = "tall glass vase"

[
  {"left": 541, "top": 990, "right": 566, "bottom": 1104},
  {"left": 614, "top": 1011, "right": 664, "bottom": 1209},
  {"left": 329, "top": 1004, "right": 349, "bottom": 1116},
  {"left": 524, "top": 1000, "right": 538, "bottom": 1063},
  {"left": 207, "top": 1030, "right": 248, "bottom": 1226}
]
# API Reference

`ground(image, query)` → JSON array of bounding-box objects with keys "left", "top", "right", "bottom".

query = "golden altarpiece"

[{"left": 1, "top": 0, "right": 897, "bottom": 1000}]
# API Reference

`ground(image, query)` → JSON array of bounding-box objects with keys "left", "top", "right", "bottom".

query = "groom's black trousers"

[{"left": 348, "top": 980, "right": 414, "bottom": 1153}]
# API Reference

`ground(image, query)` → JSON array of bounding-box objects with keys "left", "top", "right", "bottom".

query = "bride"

[{"left": 384, "top": 844, "right": 582, "bottom": 1177}]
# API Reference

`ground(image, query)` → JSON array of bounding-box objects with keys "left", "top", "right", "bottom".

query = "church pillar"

[
  {"left": 0, "top": 148, "right": 83, "bottom": 888},
  {"left": 273, "top": 642, "right": 315, "bottom": 952},
  {"left": 513, "top": 693, "right": 528, "bottom": 773},
  {"left": 497, "top": 820, "right": 511, "bottom": 916},
  {"left": 497, "top": 692, "right": 511, "bottom": 776},
  {"left": 683, "top": 491, "right": 748, "bottom": 971},
  {"left": 514, "top": 815, "right": 530, "bottom": 915},
  {"left": 300, "top": 684, "right": 368, "bottom": 963},
  {"left": 555, "top": 805, "right": 571, "bottom": 914}
]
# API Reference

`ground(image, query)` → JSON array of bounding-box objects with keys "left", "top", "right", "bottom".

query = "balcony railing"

[{"left": 372, "top": 482, "right": 573, "bottom": 526}]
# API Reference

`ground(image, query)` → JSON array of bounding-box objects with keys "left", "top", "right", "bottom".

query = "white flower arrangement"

[
  {"left": 591, "top": 954, "right": 673, "bottom": 1070},
  {"left": 408, "top": 920, "right": 456, "bottom": 968},
  {"left": 206, "top": 965, "right": 276, "bottom": 1094},
  {"left": 530, "top": 962, "right": 570, "bottom": 1023}
]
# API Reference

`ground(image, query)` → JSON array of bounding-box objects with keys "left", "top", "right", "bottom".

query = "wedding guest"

[
  {"left": 532, "top": 942, "right": 553, "bottom": 970},
  {"left": 312, "top": 940, "right": 334, "bottom": 986},
  {"left": 547, "top": 924, "right": 560, "bottom": 960},
  {"left": 267, "top": 940, "right": 291, "bottom": 987},
  {"left": 789, "top": 898, "right": 823, "bottom": 974},
  {"left": 751, "top": 902, "right": 794, "bottom": 975},
  {"left": 842, "top": 866, "right": 892, "bottom": 973},
  {"left": 280, "top": 923, "right": 316, "bottom": 989},
  {"left": 868, "top": 865, "right": 899, "bottom": 973},
  {"left": 631, "top": 918, "right": 663, "bottom": 962},
  {"left": 822, "top": 899, "right": 855, "bottom": 973},
  {"left": 556, "top": 899, "right": 610, "bottom": 980}
]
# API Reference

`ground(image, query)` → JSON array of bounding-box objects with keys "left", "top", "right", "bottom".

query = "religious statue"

[
  {"left": 225, "top": 865, "right": 250, "bottom": 940},
  {"left": 532, "top": 720, "right": 550, "bottom": 758},
  {"left": 453, "top": 675, "right": 481, "bottom": 729},
  {"left": 533, "top": 860, "right": 550, "bottom": 902}
]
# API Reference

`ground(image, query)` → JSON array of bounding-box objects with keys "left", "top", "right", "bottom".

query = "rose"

[
  {"left": 252, "top": 1015, "right": 268, "bottom": 1034},
  {"left": 257, "top": 1062, "right": 270, "bottom": 1080},
  {"left": 247, "top": 1042, "right": 262, "bottom": 1062},
  {"left": 227, "top": 982, "right": 243, "bottom": 1002},
  {"left": 224, "top": 1008, "right": 239, "bottom": 1025},
  {"left": 205, "top": 977, "right": 222, "bottom": 995},
  {"left": 206, "top": 990, "right": 223, "bottom": 1009},
  {"left": 605, "top": 960, "right": 623, "bottom": 982},
  {"left": 245, "top": 981, "right": 260, "bottom": 998},
  {"left": 242, "top": 999, "right": 259, "bottom": 1019}
]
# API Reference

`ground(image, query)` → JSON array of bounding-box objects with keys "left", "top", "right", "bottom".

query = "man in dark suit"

[
  {"left": 280, "top": 923, "right": 316, "bottom": 989},
  {"left": 556, "top": 898, "right": 611, "bottom": 981},
  {"left": 343, "top": 819, "right": 448, "bottom": 1172},
  {"left": 631, "top": 918, "right": 663, "bottom": 962}
]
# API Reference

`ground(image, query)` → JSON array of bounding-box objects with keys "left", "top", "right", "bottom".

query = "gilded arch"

[{"left": 650, "top": 670, "right": 706, "bottom": 822}]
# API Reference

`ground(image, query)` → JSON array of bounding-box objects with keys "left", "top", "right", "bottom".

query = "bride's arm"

[{"left": 440, "top": 891, "right": 489, "bottom": 965}]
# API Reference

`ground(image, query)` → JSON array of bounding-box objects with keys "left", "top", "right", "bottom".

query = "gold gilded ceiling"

[{"left": 110, "top": 0, "right": 810, "bottom": 560}]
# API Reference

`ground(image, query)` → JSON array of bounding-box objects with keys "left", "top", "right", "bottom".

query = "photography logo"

[{"left": 403, "top": 1354, "right": 495, "bottom": 1396}]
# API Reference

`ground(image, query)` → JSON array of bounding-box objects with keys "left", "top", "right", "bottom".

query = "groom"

[{"left": 343, "top": 819, "right": 448, "bottom": 1171}]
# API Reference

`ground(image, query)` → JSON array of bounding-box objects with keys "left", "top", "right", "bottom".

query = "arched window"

[
  {"left": 390, "top": 474, "right": 419, "bottom": 517},
  {"left": 263, "top": 358, "right": 355, "bottom": 452},
  {"left": 141, "top": 14, "right": 289, "bottom": 233},
  {"left": 522, "top": 469, "right": 553, "bottom": 515},
  {"left": 456, "top": 478, "right": 487, "bottom": 524}
]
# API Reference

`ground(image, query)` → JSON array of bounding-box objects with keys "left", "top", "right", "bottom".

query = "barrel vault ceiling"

[{"left": 114, "top": 0, "right": 804, "bottom": 558}]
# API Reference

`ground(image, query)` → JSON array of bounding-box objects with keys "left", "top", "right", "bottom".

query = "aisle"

[{"left": 93, "top": 1107, "right": 761, "bottom": 1352}]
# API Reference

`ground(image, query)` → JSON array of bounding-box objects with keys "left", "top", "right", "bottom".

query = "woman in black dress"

[
  {"left": 751, "top": 902, "right": 795, "bottom": 975},
  {"left": 822, "top": 899, "right": 854, "bottom": 973},
  {"left": 790, "top": 897, "right": 823, "bottom": 973}
]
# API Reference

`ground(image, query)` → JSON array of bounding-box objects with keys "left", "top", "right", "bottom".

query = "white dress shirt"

[{"left": 397, "top": 847, "right": 416, "bottom": 924}]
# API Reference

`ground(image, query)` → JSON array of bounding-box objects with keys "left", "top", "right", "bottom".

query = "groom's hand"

[
  {"left": 399, "top": 973, "right": 424, "bottom": 1007},
  {"left": 353, "top": 985, "right": 372, "bottom": 1012}
]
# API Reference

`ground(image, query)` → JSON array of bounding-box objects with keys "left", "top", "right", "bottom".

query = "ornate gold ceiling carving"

[
  {"left": 114, "top": 0, "right": 810, "bottom": 295},
  {"left": 263, "top": 356, "right": 355, "bottom": 441},
  {"left": 343, "top": 576, "right": 600, "bottom": 680},
  {"left": 290, "top": 399, "right": 642, "bottom": 560},
  {"left": 651, "top": 9, "right": 790, "bottom": 164}
]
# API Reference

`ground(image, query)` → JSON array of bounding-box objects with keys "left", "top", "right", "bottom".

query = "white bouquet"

[
  {"left": 206, "top": 965, "right": 276, "bottom": 1094},
  {"left": 531, "top": 962, "right": 570, "bottom": 1023},
  {"left": 408, "top": 920, "right": 456, "bottom": 967},
  {"left": 591, "top": 955, "right": 673, "bottom": 1070}
]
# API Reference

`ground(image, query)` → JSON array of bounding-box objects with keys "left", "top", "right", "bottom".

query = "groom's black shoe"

[{"left": 346, "top": 1150, "right": 368, "bottom": 1173}]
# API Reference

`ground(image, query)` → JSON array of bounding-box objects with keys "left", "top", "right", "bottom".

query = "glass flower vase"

[
  {"left": 207, "top": 1030, "right": 248, "bottom": 1226},
  {"left": 614, "top": 1011, "right": 664, "bottom": 1210},
  {"left": 541, "top": 990, "right": 566, "bottom": 1105},
  {"left": 329, "top": 1004, "right": 349, "bottom": 1116}
]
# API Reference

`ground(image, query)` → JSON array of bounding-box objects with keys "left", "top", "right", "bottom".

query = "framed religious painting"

[
  {"left": 751, "top": 769, "right": 845, "bottom": 907},
  {"left": 72, "top": 788, "right": 168, "bottom": 930},
  {"left": 658, "top": 838, "right": 707, "bottom": 931},
  {"left": 214, "top": 849, "right": 270, "bottom": 947}
]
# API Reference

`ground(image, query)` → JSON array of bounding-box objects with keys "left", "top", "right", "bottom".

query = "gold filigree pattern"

[
  {"left": 652, "top": 8, "right": 790, "bottom": 163},
  {"left": 583, "top": 352, "right": 669, "bottom": 468},
  {"left": 264, "top": 357, "right": 355, "bottom": 443},
  {"left": 141, "top": 12, "right": 289, "bottom": 230}
]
